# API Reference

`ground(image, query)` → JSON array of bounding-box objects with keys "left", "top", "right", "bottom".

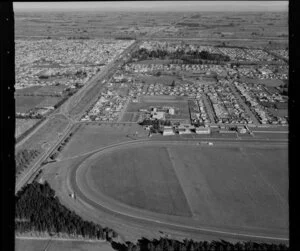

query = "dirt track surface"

[{"left": 44, "top": 140, "right": 289, "bottom": 244}]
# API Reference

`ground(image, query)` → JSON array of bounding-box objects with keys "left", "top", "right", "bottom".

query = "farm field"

[
  {"left": 15, "top": 12, "right": 287, "bottom": 49},
  {"left": 15, "top": 96, "right": 63, "bottom": 113},
  {"left": 141, "top": 95, "right": 187, "bottom": 102},
  {"left": 15, "top": 84, "right": 67, "bottom": 96},
  {"left": 240, "top": 77, "right": 284, "bottom": 87},
  {"left": 136, "top": 74, "right": 186, "bottom": 86},
  {"left": 15, "top": 86, "right": 41, "bottom": 95},
  {"left": 16, "top": 119, "right": 40, "bottom": 138},
  {"left": 58, "top": 123, "right": 148, "bottom": 159},
  {"left": 120, "top": 112, "right": 140, "bottom": 122},
  {"left": 38, "top": 96, "right": 63, "bottom": 107},
  {"left": 16, "top": 114, "right": 69, "bottom": 153},
  {"left": 15, "top": 238, "right": 114, "bottom": 251},
  {"left": 252, "top": 126, "right": 288, "bottom": 132},
  {"left": 125, "top": 96, "right": 190, "bottom": 121},
  {"left": 126, "top": 101, "right": 187, "bottom": 113},
  {"left": 87, "top": 145, "right": 192, "bottom": 217},
  {"left": 253, "top": 132, "right": 288, "bottom": 140},
  {"left": 15, "top": 96, "right": 45, "bottom": 113},
  {"left": 269, "top": 108, "right": 288, "bottom": 118},
  {"left": 81, "top": 143, "right": 288, "bottom": 233}
]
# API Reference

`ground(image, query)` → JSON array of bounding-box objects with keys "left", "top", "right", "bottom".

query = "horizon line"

[{"left": 13, "top": 1, "right": 288, "bottom": 12}]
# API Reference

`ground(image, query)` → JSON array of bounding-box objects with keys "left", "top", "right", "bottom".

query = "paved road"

[
  {"left": 15, "top": 120, "right": 73, "bottom": 193},
  {"left": 66, "top": 139, "right": 288, "bottom": 243},
  {"left": 61, "top": 40, "right": 139, "bottom": 120},
  {"left": 15, "top": 41, "right": 140, "bottom": 194},
  {"left": 227, "top": 81, "right": 260, "bottom": 126},
  {"left": 202, "top": 94, "right": 216, "bottom": 124}
]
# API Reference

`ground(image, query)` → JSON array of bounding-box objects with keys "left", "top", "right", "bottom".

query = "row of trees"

[
  {"left": 131, "top": 48, "right": 230, "bottom": 63},
  {"left": 16, "top": 112, "right": 44, "bottom": 119},
  {"left": 15, "top": 181, "right": 117, "bottom": 241},
  {"left": 139, "top": 119, "right": 172, "bottom": 133},
  {"left": 15, "top": 149, "right": 40, "bottom": 175},
  {"left": 48, "top": 125, "right": 81, "bottom": 161},
  {"left": 112, "top": 237, "right": 289, "bottom": 251},
  {"left": 15, "top": 183, "right": 288, "bottom": 250}
]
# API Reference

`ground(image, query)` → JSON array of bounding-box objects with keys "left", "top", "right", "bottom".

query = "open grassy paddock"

[
  {"left": 15, "top": 84, "right": 68, "bottom": 96},
  {"left": 75, "top": 142, "right": 288, "bottom": 238},
  {"left": 15, "top": 96, "right": 63, "bottom": 113},
  {"left": 268, "top": 108, "right": 288, "bottom": 118},
  {"left": 15, "top": 86, "right": 42, "bottom": 95},
  {"left": 120, "top": 112, "right": 141, "bottom": 122},
  {"left": 15, "top": 96, "right": 45, "bottom": 113},
  {"left": 136, "top": 74, "right": 186, "bottom": 86},
  {"left": 240, "top": 77, "right": 284, "bottom": 87},
  {"left": 16, "top": 119, "right": 40, "bottom": 138},
  {"left": 57, "top": 123, "right": 148, "bottom": 159},
  {"left": 15, "top": 238, "right": 114, "bottom": 251},
  {"left": 124, "top": 95, "right": 190, "bottom": 121},
  {"left": 16, "top": 114, "right": 69, "bottom": 153}
]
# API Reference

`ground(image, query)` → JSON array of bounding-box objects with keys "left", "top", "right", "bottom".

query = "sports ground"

[{"left": 53, "top": 140, "right": 288, "bottom": 242}]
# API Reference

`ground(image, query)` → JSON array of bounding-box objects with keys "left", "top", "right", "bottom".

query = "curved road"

[{"left": 66, "top": 139, "right": 288, "bottom": 243}]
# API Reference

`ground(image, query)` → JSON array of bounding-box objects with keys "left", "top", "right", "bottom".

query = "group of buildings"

[
  {"left": 189, "top": 99, "right": 211, "bottom": 125},
  {"left": 15, "top": 39, "right": 134, "bottom": 90},
  {"left": 161, "top": 124, "right": 211, "bottom": 136},
  {"left": 234, "top": 81, "right": 288, "bottom": 125},
  {"left": 206, "top": 80, "right": 253, "bottom": 125},
  {"left": 81, "top": 51, "right": 288, "bottom": 126},
  {"left": 82, "top": 89, "right": 128, "bottom": 122}
]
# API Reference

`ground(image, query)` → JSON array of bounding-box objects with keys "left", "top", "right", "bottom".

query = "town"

[
  {"left": 13, "top": 3, "right": 289, "bottom": 251},
  {"left": 76, "top": 41, "right": 288, "bottom": 138}
]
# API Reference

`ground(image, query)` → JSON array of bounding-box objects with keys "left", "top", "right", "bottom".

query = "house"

[
  {"left": 151, "top": 111, "right": 165, "bottom": 120},
  {"left": 237, "top": 126, "right": 247, "bottom": 134},
  {"left": 168, "top": 108, "right": 175, "bottom": 115},
  {"left": 177, "top": 124, "right": 194, "bottom": 134},
  {"left": 163, "top": 126, "right": 175, "bottom": 136},
  {"left": 196, "top": 126, "right": 211, "bottom": 134}
]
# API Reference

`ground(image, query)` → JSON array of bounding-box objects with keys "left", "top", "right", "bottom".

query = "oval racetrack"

[{"left": 68, "top": 140, "right": 289, "bottom": 242}]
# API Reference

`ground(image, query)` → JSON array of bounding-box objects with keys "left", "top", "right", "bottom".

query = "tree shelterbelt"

[
  {"left": 15, "top": 182, "right": 289, "bottom": 250},
  {"left": 111, "top": 237, "right": 289, "bottom": 251},
  {"left": 131, "top": 48, "right": 230, "bottom": 63},
  {"left": 15, "top": 181, "right": 117, "bottom": 241}
]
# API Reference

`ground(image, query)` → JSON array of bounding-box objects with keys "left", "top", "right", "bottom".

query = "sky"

[{"left": 13, "top": 1, "right": 288, "bottom": 12}]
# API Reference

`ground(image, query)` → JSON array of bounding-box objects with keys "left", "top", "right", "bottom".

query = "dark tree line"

[
  {"left": 139, "top": 119, "right": 171, "bottom": 133},
  {"left": 131, "top": 48, "right": 230, "bottom": 63},
  {"left": 15, "top": 183, "right": 289, "bottom": 250},
  {"left": 111, "top": 237, "right": 289, "bottom": 251},
  {"left": 15, "top": 182, "right": 117, "bottom": 241},
  {"left": 48, "top": 125, "right": 81, "bottom": 161}
]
